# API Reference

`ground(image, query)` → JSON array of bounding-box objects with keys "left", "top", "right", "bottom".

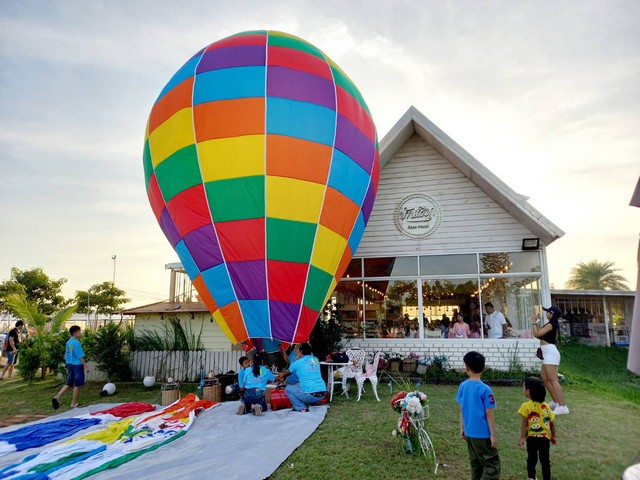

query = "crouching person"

[
  {"left": 278, "top": 343, "right": 326, "bottom": 412},
  {"left": 239, "top": 353, "right": 274, "bottom": 416}
]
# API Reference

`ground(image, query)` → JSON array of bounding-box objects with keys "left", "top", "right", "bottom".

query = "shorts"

[
  {"left": 6, "top": 350, "right": 18, "bottom": 365},
  {"left": 541, "top": 344, "right": 560, "bottom": 366},
  {"left": 66, "top": 364, "right": 85, "bottom": 387}
]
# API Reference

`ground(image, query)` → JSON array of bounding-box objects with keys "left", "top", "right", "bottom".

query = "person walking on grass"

[
  {"left": 456, "top": 351, "right": 501, "bottom": 480},
  {"left": 0, "top": 320, "right": 24, "bottom": 381},
  {"left": 52, "top": 326, "right": 90, "bottom": 409},
  {"left": 518, "top": 377, "right": 557, "bottom": 480}
]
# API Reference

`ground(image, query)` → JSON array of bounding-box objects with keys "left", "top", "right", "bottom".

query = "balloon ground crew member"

[{"left": 277, "top": 343, "right": 326, "bottom": 412}]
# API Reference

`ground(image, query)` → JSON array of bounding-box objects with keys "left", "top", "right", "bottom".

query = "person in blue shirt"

[
  {"left": 52, "top": 325, "right": 90, "bottom": 410},
  {"left": 237, "top": 356, "right": 251, "bottom": 388},
  {"left": 278, "top": 343, "right": 327, "bottom": 412},
  {"left": 455, "top": 351, "right": 501, "bottom": 479},
  {"left": 281, "top": 344, "right": 301, "bottom": 386},
  {"left": 239, "top": 353, "right": 275, "bottom": 416}
]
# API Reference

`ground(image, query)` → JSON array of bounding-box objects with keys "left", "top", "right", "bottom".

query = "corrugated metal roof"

[{"left": 122, "top": 301, "right": 209, "bottom": 314}]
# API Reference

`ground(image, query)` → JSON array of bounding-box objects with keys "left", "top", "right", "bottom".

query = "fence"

[{"left": 131, "top": 350, "right": 244, "bottom": 382}]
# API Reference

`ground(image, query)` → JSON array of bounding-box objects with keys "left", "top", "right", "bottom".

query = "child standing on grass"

[
  {"left": 456, "top": 351, "right": 501, "bottom": 480},
  {"left": 518, "top": 377, "right": 556, "bottom": 480},
  {"left": 52, "top": 325, "right": 90, "bottom": 409}
]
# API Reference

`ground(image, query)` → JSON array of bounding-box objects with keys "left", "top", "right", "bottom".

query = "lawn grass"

[
  {"left": 559, "top": 343, "right": 640, "bottom": 403},
  {"left": 2, "top": 345, "right": 639, "bottom": 479},
  {"left": 270, "top": 382, "right": 640, "bottom": 480}
]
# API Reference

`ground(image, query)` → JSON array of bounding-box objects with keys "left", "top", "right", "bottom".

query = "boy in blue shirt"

[
  {"left": 52, "top": 326, "right": 90, "bottom": 409},
  {"left": 455, "top": 351, "right": 501, "bottom": 479}
]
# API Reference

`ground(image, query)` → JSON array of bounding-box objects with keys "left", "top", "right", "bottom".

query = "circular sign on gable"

[{"left": 394, "top": 194, "right": 443, "bottom": 239}]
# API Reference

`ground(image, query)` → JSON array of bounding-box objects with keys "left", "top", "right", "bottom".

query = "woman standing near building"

[{"left": 532, "top": 306, "right": 569, "bottom": 415}]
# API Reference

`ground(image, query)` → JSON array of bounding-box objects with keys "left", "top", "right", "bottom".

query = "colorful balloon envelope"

[{"left": 143, "top": 31, "right": 379, "bottom": 345}]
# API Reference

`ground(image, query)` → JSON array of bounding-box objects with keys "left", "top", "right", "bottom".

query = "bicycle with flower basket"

[{"left": 391, "top": 390, "right": 438, "bottom": 472}]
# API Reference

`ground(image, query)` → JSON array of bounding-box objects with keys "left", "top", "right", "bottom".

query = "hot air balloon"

[{"left": 143, "top": 30, "right": 379, "bottom": 345}]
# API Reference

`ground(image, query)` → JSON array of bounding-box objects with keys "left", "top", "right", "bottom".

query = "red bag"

[{"left": 270, "top": 388, "right": 292, "bottom": 411}]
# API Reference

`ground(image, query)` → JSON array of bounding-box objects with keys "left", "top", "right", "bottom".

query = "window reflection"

[
  {"left": 364, "top": 257, "right": 418, "bottom": 277},
  {"left": 420, "top": 254, "right": 477, "bottom": 275},
  {"left": 343, "top": 258, "right": 362, "bottom": 278},
  {"left": 480, "top": 276, "right": 540, "bottom": 335},
  {"left": 480, "top": 252, "right": 540, "bottom": 274}
]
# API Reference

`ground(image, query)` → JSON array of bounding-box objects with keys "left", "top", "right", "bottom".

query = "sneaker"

[
  {"left": 236, "top": 404, "right": 245, "bottom": 415},
  {"left": 252, "top": 404, "right": 263, "bottom": 416},
  {"left": 548, "top": 401, "right": 558, "bottom": 410},
  {"left": 554, "top": 405, "right": 570, "bottom": 415}
]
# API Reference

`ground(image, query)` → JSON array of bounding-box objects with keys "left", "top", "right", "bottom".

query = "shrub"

[
  {"left": 15, "top": 337, "right": 44, "bottom": 383},
  {"left": 91, "top": 322, "right": 132, "bottom": 381}
]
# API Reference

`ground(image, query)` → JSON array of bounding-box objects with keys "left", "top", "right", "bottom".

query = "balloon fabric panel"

[{"left": 144, "top": 30, "right": 379, "bottom": 345}]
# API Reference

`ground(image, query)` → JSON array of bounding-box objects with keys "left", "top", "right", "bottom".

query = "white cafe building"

[{"left": 127, "top": 107, "right": 564, "bottom": 371}]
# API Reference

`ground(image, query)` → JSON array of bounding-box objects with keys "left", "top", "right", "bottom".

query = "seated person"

[
  {"left": 277, "top": 343, "right": 327, "bottom": 412},
  {"left": 238, "top": 353, "right": 275, "bottom": 416}
]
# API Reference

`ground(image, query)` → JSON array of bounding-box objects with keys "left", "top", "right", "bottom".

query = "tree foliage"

[
  {"left": 309, "top": 301, "right": 345, "bottom": 360},
  {"left": 0, "top": 267, "right": 68, "bottom": 315},
  {"left": 565, "top": 260, "right": 630, "bottom": 291},
  {"left": 5, "top": 293, "right": 76, "bottom": 382},
  {"left": 74, "top": 282, "right": 130, "bottom": 316}
]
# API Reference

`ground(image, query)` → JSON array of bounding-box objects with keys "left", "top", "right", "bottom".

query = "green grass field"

[{"left": 1, "top": 344, "right": 639, "bottom": 479}]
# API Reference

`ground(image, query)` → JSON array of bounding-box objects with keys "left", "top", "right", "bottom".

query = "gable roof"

[{"left": 380, "top": 106, "right": 564, "bottom": 245}]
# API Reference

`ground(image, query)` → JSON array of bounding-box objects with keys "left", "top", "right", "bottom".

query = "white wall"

[
  {"left": 356, "top": 134, "right": 535, "bottom": 257},
  {"left": 346, "top": 338, "right": 541, "bottom": 371},
  {"left": 133, "top": 312, "right": 233, "bottom": 351}
]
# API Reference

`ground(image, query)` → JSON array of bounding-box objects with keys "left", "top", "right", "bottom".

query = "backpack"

[{"left": 2, "top": 336, "right": 8, "bottom": 351}]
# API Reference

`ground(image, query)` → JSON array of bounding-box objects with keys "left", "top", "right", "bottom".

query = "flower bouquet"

[{"left": 391, "top": 390, "right": 429, "bottom": 454}]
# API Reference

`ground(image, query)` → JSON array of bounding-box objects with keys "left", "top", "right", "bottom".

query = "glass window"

[
  {"left": 420, "top": 254, "right": 477, "bottom": 276},
  {"left": 480, "top": 276, "right": 541, "bottom": 335},
  {"left": 422, "top": 278, "right": 480, "bottom": 338},
  {"left": 334, "top": 280, "right": 363, "bottom": 339},
  {"left": 371, "top": 280, "right": 419, "bottom": 339},
  {"left": 342, "top": 258, "right": 362, "bottom": 278},
  {"left": 480, "top": 252, "right": 540, "bottom": 274},
  {"left": 363, "top": 257, "right": 418, "bottom": 277}
]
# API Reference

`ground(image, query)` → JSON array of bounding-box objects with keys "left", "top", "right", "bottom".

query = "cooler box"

[{"left": 270, "top": 388, "right": 292, "bottom": 411}]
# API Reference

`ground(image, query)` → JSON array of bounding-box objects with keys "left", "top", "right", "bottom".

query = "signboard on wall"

[{"left": 394, "top": 194, "right": 443, "bottom": 239}]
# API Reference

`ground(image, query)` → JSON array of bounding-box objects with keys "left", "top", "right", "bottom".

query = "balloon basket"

[
  {"left": 161, "top": 389, "right": 181, "bottom": 406},
  {"left": 203, "top": 384, "right": 221, "bottom": 403}
]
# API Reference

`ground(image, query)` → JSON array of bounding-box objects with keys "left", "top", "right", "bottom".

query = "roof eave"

[{"left": 379, "top": 106, "right": 565, "bottom": 246}]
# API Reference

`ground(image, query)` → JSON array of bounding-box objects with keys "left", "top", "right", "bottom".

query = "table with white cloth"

[{"left": 319, "top": 362, "right": 350, "bottom": 401}]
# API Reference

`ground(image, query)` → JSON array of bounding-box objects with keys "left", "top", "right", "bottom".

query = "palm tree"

[
  {"left": 5, "top": 293, "right": 77, "bottom": 381},
  {"left": 565, "top": 260, "right": 630, "bottom": 290}
]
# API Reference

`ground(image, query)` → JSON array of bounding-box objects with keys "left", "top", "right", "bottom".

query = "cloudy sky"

[{"left": 1, "top": 1, "right": 638, "bottom": 307}]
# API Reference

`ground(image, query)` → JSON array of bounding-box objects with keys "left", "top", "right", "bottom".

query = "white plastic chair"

[
  {"left": 356, "top": 351, "right": 382, "bottom": 401},
  {"left": 340, "top": 349, "right": 366, "bottom": 398}
]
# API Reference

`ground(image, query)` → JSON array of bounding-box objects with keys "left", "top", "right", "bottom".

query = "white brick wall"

[{"left": 345, "top": 338, "right": 540, "bottom": 371}]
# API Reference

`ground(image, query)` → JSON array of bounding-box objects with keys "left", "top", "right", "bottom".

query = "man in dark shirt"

[{"left": 1, "top": 320, "right": 25, "bottom": 380}]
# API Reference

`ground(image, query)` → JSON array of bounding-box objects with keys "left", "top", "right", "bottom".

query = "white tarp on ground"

[{"left": 0, "top": 401, "right": 328, "bottom": 480}]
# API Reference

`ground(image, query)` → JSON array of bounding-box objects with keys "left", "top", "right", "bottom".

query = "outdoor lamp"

[{"left": 522, "top": 238, "right": 540, "bottom": 250}]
